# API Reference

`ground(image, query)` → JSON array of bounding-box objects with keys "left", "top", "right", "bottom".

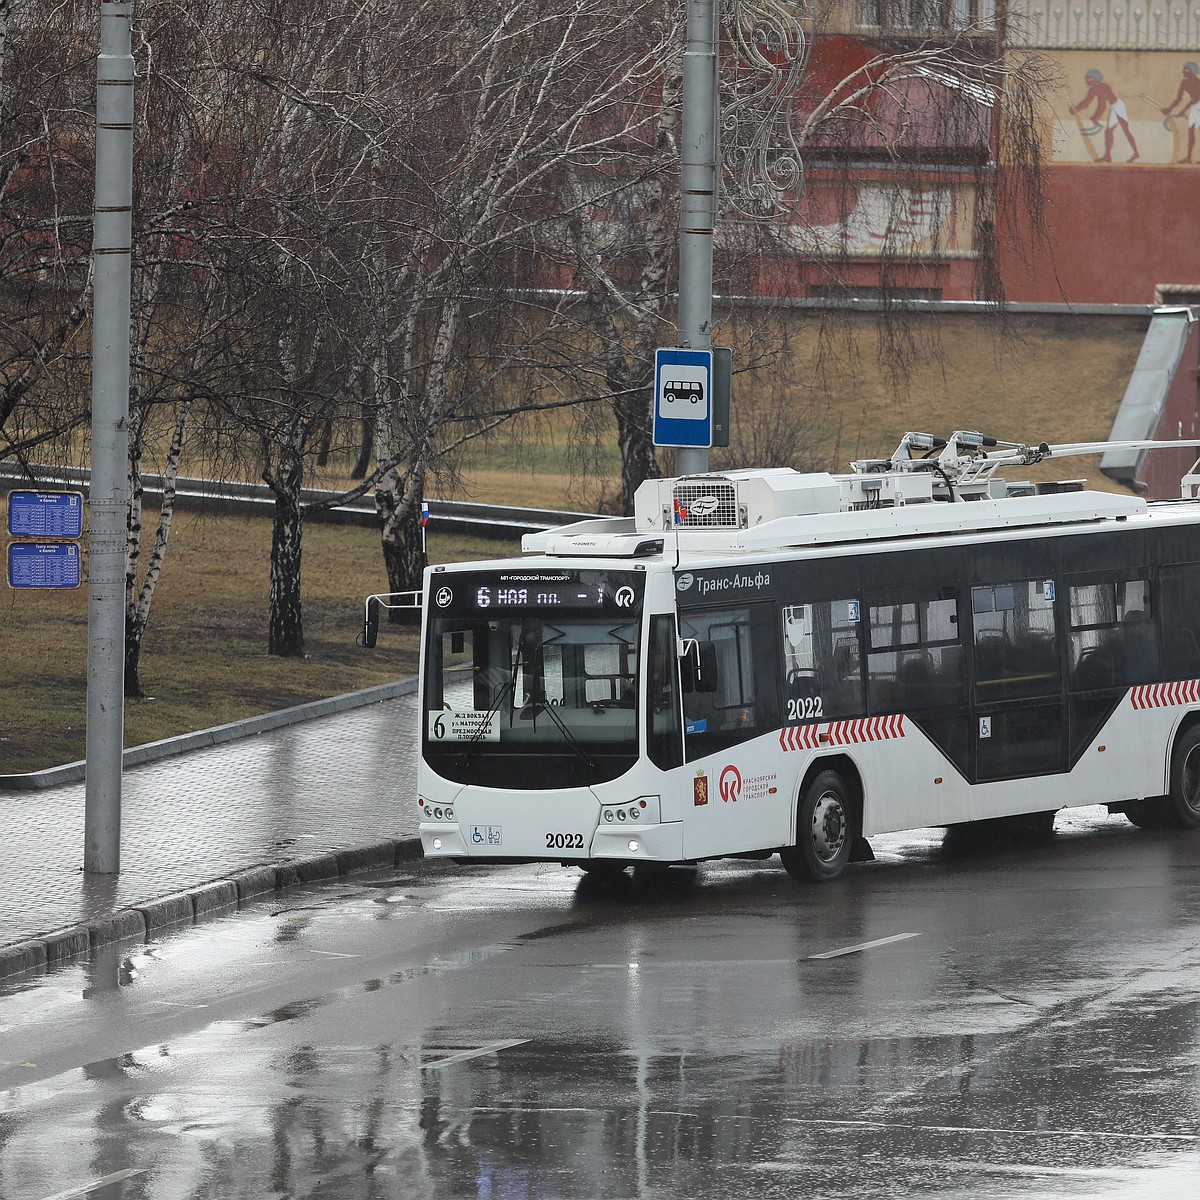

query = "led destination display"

[
  {"left": 430, "top": 569, "right": 643, "bottom": 617},
  {"left": 473, "top": 583, "right": 609, "bottom": 609}
]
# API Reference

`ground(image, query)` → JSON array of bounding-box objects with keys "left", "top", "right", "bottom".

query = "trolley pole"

[
  {"left": 85, "top": 0, "right": 135, "bottom": 874},
  {"left": 674, "top": 0, "right": 719, "bottom": 478}
]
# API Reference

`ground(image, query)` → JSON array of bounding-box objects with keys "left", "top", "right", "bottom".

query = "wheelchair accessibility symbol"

[{"left": 471, "top": 824, "right": 502, "bottom": 846}]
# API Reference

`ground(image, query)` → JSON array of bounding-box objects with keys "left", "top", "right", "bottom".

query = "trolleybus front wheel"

[
  {"left": 1167, "top": 725, "right": 1200, "bottom": 828},
  {"left": 780, "top": 769, "right": 854, "bottom": 882}
]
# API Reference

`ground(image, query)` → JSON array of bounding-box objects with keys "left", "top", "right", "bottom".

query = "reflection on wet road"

[{"left": 3, "top": 807, "right": 1200, "bottom": 1198}]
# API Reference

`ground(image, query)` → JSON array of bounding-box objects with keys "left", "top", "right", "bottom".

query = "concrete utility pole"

[
  {"left": 85, "top": 0, "right": 135, "bottom": 874},
  {"left": 674, "top": 0, "right": 719, "bottom": 478}
]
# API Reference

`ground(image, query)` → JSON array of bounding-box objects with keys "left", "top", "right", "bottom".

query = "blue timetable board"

[
  {"left": 7, "top": 490, "right": 84, "bottom": 539},
  {"left": 8, "top": 541, "right": 81, "bottom": 589}
]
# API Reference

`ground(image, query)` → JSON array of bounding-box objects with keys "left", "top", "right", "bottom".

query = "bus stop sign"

[{"left": 653, "top": 348, "right": 712, "bottom": 448}]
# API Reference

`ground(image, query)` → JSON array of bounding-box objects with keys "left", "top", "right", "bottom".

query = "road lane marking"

[
  {"left": 37, "top": 1168, "right": 146, "bottom": 1199},
  {"left": 148, "top": 1000, "right": 209, "bottom": 1009},
  {"left": 786, "top": 1117, "right": 1200, "bottom": 1142},
  {"left": 809, "top": 932, "right": 921, "bottom": 959},
  {"left": 422, "top": 1039, "right": 529, "bottom": 1070},
  {"left": 307, "top": 950, "right": 362, "bottom": 959}
]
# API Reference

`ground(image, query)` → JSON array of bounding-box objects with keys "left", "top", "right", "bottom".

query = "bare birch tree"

[
  {"left": 121, "top": 1, "right": 245, "bottom": 692},
  {"left": 0, "top": 0, "right": 93, "bottom": 465},
  {"left": 348, "top": 0, "right": 678, "bottom": 603}
]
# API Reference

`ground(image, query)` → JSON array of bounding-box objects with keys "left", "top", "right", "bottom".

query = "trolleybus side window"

[
  {"left": 681, "top": 604, "right": 780, "bottom": 758},
  {"left": 781, "top": 600, "right": 864, "bottom": 721},
  {"left": 647, "top": 616, "right": 683, "bottom": 770},
  {"left": 434, "top": 627, "right": 479, "bottom": 710},
  {"left": 1068, "top": 578, "right": 1156, "bottom": 689},
  {"left": 1158, "top": 564, "right": 1200, "bottom": 679},
  {"left": 971, "top": 580, "right": 1059, "bottom": 699},
  {"left": 867, "top": 595, "right": 965, "bottom": 712}
]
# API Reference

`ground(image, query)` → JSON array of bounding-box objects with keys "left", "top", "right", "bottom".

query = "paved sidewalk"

[{"left": 0, "top": 684, "right": 424, "bottom": 976}]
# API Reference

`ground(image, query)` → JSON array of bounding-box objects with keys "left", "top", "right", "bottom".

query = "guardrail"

[{"left": 0, "top": 466, "right": 601, "bottom": 540}]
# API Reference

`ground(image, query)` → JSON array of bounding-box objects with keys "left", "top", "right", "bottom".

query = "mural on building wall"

[
  {"left": 1052, "top": 54, "right": 1200, "bottom": 164},
  {"left": 1158, "top": 61, "right": 1200, "bottom": 162},
  {"left": 1067, "top": 68, "right": 1139, "bottom": 161},
  {"left": 784, "top": 184, "right": 974, "bottom": 258},
  {"left": 1008, "top": 0, "right": 1200, "bottom": 165}
]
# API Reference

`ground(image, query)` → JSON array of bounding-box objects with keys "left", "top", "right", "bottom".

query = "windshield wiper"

[
  {"left": 459, "top": 656, "right": 520, "bottom": 775},
  {"left": 521, "top": 691, "right": 597, "bottom": 781}
]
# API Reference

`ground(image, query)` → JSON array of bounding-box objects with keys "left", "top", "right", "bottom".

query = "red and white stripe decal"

[
  {"left": 779, "top": 715, "right": 905, "bottom": 752},
  {"left": 1130, "top": 679, "right": 1200, "bottom": 710}
]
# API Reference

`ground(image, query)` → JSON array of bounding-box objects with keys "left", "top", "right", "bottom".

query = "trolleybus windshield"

[{"left": 423, "top": 569, "right": 645, "bottom": 788}]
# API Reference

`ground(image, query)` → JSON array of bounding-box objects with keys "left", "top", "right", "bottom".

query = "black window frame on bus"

[
  {"left": 1156, "top": 562, "right": 1200, "bottom": 680},
  {"left": 968, "top": 574, "right": 1065, "bottom": 781},
  {"left": 1066, "top": 574, "right": 1156, "bottom": 691},
  {"left": 647, "top": 614, "right": 684, "bottom": 771},
  {"left": 865, "top": 589, "right": 966, "bottom": 715},
  {"left": 780, "top": 597, "right": 866, "bottom": 723},
  {"left": 969, "top": 577, "right": 1061, "bottom": 703},
  {"left": 679, "top": 602, "right": 782, "bottom": 760}
]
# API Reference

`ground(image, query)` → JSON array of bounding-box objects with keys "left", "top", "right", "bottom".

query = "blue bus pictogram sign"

[{"left": 653, "top": 348, "right": 713, "bottom": 448}]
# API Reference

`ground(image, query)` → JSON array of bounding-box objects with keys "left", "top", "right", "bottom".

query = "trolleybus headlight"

[
  {"left": 629, "top": 807, "right": 640, "bottom": 820},
  {"left": 617, "top": 810, "right": 627, "bottom": 822},
  {"left": 628, "top": 839, "right": 639, "bottom": 853},
  {"left": 603, "top": 809, "right": 615, "bottom": 823},
  {"left": 434, "top": 807, "right": 444, "bottom": 819},
  {"left": 445, "top": 807, "right": 454, "bottom": 820},
  {"left": 433, "top": 838, "right": 443, "bottom": 850}
]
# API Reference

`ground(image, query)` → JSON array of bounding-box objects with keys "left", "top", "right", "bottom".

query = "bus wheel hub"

[{"left": 812, "top": 794, "right": 846, "bottom": 861}]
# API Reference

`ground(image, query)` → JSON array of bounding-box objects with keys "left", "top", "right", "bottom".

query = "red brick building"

[{"left": 785, "top": 0, "right": 1200, "bottom": 305}]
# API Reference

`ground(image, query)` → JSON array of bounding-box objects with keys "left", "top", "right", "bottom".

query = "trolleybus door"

[
  {"left": 970, "top": 579, "right": 1066, "bottom": 780},
  {"left": 677, "top": 602, "right": 784, "bottom": 857}
]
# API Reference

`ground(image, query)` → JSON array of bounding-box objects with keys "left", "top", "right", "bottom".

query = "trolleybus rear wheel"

[
  {"left": 1167, "top": 725, "right": 1200, "bottom": 828},
  {"left": 780, "top": 769, "right": 854, "bottom": 882}
]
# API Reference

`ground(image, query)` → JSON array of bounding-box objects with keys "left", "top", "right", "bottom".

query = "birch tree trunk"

[
  {"left": 266, "top": 431, "right": 306, "bottom": 658},
  {"left": 124, "top": 398, "right": 191, "bottom": 695}
]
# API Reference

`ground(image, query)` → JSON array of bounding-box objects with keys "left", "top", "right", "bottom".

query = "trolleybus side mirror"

[
  {"left": 359, "top": 590, "right": 422, "bottom": 648},
  {"left": 362, "top": 597, "right": 380, "bottom": 649}
]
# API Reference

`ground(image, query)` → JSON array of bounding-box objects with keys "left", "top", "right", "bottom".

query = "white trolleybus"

[{"left": 392, "top": 431, "right": 1200, "bottom": 882}]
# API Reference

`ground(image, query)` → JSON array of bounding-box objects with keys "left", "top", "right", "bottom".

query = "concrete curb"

[
  {"left": 0, "top": 677, "right": 418, "bottom": 791},
  {"left": 0, "top": 837, "right": 424, "bottom": 981}
]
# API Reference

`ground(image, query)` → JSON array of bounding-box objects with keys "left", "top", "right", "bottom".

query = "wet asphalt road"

[{"left": 3, "top": 808, "right": 1200, "bottom": 1199}]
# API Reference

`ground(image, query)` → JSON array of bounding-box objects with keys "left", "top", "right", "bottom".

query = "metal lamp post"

[
  {"left": 85, "top": 0, "right": 135, "bottom": 874},
  {"left": 674, "top": 0, "right": 719, "bottom": 478}
]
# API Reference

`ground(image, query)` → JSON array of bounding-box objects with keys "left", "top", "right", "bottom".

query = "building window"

[
  {"left": 856, "top": 0, "right": 994, "bottom": 29},
  {"left": 856, "top": 0, "right": 882, "bottom": 26},
  {"left": 952, "top": 0, "right": 996, "bottom": 27},
  {"left": 1155, "top": 285, "right": 1200, "bottom": 311}
]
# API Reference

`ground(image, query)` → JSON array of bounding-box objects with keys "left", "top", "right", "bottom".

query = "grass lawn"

[{"left": 0, "top": 510, "right": 518, "bottom": 774}]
